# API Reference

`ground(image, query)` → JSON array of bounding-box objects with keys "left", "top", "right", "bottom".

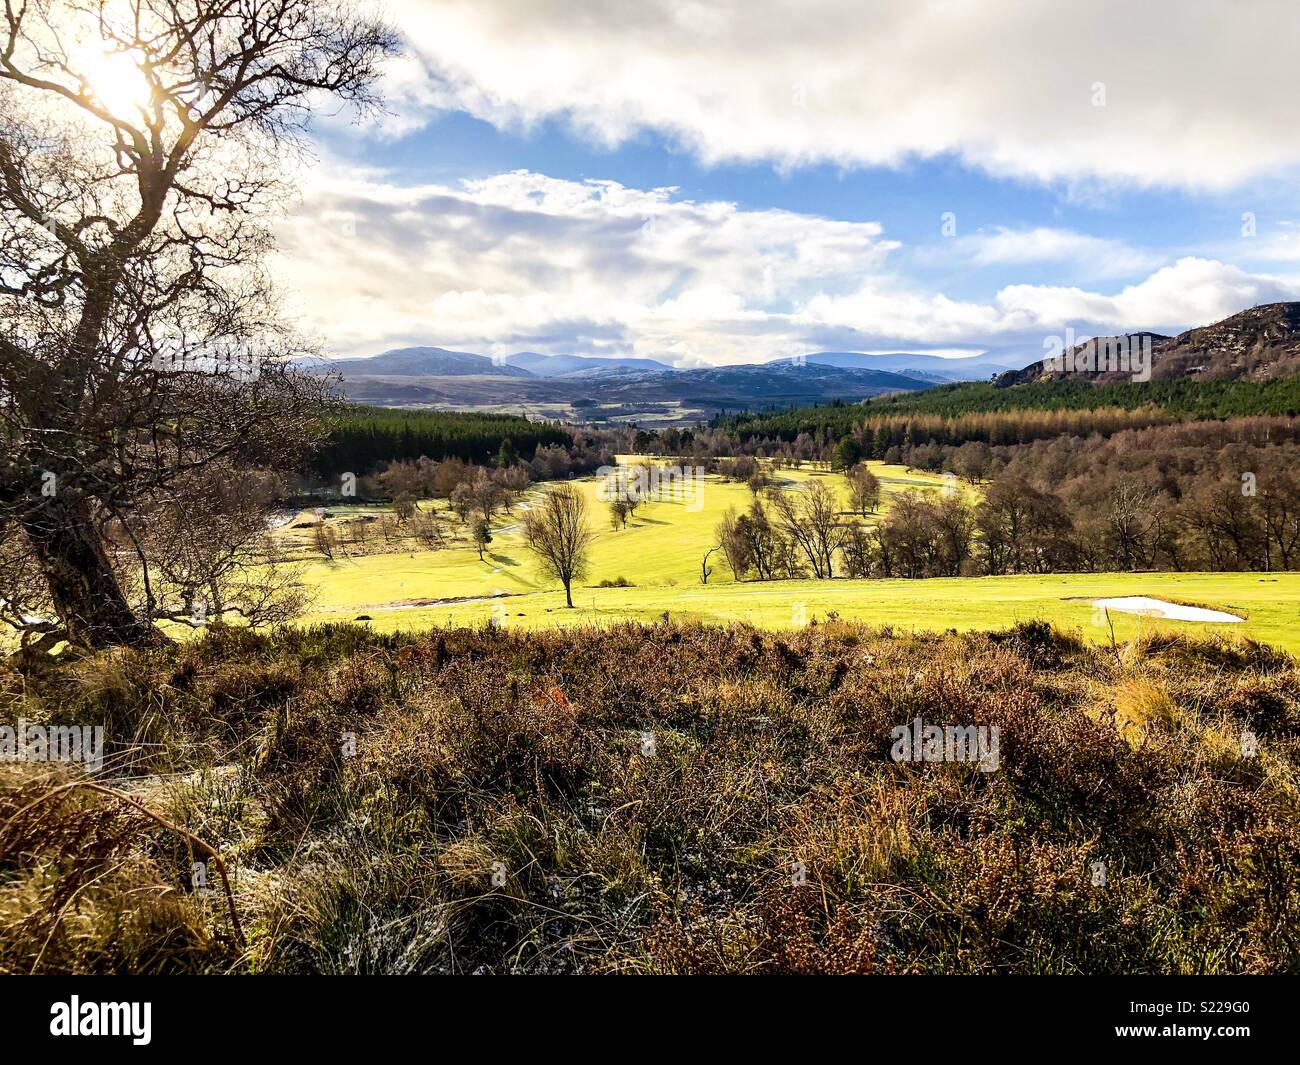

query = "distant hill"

[
  {"left": 324, "top": 346, "right": 533, "bottom": 378},
  {"left": 655, "top": 361, "right": 927, "bottom": 407},
  {"left": 713, "top": 304, "right": 1300, "bottom": 438},
  {"left": 997, "top": 303, "right": 1300, "bottom": 386},
  {"left": 504, "top": 351, "right": 676, "bottom": 377},
  {"left": 312, "top": 345, "right": 930, "bottom": 413},
  {"left": 314, "top": 344, "right": 1032, "bottom": 402},
  {"left": 800, "top": 350, "right": 1030, "bottom": 381}
]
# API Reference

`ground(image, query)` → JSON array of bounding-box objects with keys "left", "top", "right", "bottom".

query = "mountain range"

[
  {"left": 503, "top": 351, "right": 676, "bottom": 376},
  {"left": 301, "top": 343, "right": 1036, "bottom": 415},
  {"left": 311, "top": 344, "right": 1026, "bottom": 382},
  {"left": 800, "top": 350, "right": 1027, "bottom": 380},
  {"left": 305, "top": 304, "right": 1300, "bottom": 417}
]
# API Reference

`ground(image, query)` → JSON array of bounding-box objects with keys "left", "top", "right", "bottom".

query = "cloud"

[
  {"left": 376, "top": 0, "right": 1300, "bottom": 191},
  {"left": 272, "top": 167, "right": 1300, "bottom": 362},
  {"left": 994, "top": 258, "right": 1300, "bottom": 332},
  {"left": 804, "top": 258, "right": 1300, "bottom": 345},
  {"left": 958, "top": 227, "right": 1162, "bottom": 278},
  {"left": 271, "top": 166, "right": 897, "bottom": 361}
]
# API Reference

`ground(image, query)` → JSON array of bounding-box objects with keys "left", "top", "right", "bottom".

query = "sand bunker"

[
  {"left": 1091, "top": 596, "right": 1243, "bottom": 623},
  {"left": 354, "top": 592, "right": 514, "bottom": 613}
]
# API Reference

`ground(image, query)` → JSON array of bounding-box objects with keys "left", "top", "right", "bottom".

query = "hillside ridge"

[{"left": 996, "top": 302, "right": 1300, "bottom": 386}]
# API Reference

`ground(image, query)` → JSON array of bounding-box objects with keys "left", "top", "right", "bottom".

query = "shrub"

[{"left": 2, "top": 620, "right": 1296, "bottom": 974}]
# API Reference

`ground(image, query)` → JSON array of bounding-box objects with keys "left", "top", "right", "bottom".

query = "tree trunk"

[
  {"left": 564, "top": 579, "right": 574, "bottom": 608},
  {"left": 19, "top": 496, "right": 156, "bottom": 648}
]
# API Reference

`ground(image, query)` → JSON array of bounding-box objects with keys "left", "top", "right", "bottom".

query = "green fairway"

[
  {"left": 301, "top": 569, "right": 1300, "bottom": 654},
  {"left": 290, "top": 461, "right": 946, "bottom": 604},
  {"left": 285, "top": 462, "right": 1300, "bottom": 654}
]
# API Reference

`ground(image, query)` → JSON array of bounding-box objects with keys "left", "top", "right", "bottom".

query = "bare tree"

[
  {"left": 410, "top": 509, "right": 446, "bottom": 550},
  {"left": 1258, "top": 460, "right": 1300, "bottom": 570},
  {"left": 715, "top": 506, "right": 751, "bottom": 580},
  {"left": 392, "top": 494, "right": 417, "bottom": 523},
  {"left": 767, "top": 482, "right": 841, "bottom": 578},
  {"left": 1180, "top": 476, "right": 1259, "bottom": 571},
  {"left": 609, "top": 498, "right": 629, "bottom": 529},
  {"left": 494, "top": 463, "right": 531, "bottom": 512},
  {"left": 700, "top": 544, "right": 718, "bottom": 585},
  {"left": 742, "top": 497, "right": 781, "bottom": 579},
  {"left": 312, "top": 520, "right": 338, "bottom": 561},
  {"left": 449, "top": 482, "right": 475, "bottom": 524},
  {"left": 1107, "top": 481, "right": 1173, "bottom": 571},
  {"left": 623, "top": 491, "right": 642, "bottom": 522},
  {"left": 0, "top": 1, "right": 398, "bottom": 647},
  {"left": 378, "top": 460, "right": 425, "bottom": 501},
  {"left": 138, "top": 464, "right": 312, "bottom": 625},
  {"left": 840, "top": 521, "right": 872, "bottom": 578},
  {"left": 469, "top": 468, "right": 504, "bottom": 523},
  {"left": 522, "top": 483, "right": 593, "bottom": 608},
  {"left": 845, "top": 463, "right": 881, "bottom": 515}
]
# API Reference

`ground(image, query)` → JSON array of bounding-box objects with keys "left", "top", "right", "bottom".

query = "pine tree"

[{"left": 497, "top": 438, "right": 520, "bottom": 468}]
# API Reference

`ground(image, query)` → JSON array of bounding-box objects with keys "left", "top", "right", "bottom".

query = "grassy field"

[
  {"left": 9, "top": 620, "right": 1297, "bottom": 974},
  {"left": 278, "top": 461, "right": 1300, "bottom": 653},
  {"left": 281, "top": 461, "right": 930, "bottom": 594},
  {"left": 302, "top": 569, "right": 1300, "bottom": 653}
]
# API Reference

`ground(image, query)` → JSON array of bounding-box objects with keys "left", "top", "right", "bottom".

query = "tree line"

[
  {"left": 717, "top": 375, "right": 1300, "bottom": 445},
  {"left": 711, "top": 432, "right": 1300, "bottom": 583},
  {"left": 312, "top": 407, "right": 573, "bottom": 478},
  {"left": 313, "top": 431, "right": 618, "bottom": 562}
]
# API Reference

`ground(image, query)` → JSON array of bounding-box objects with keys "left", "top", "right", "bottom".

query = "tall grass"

[{"left": 1, "top": 620, "right": 1296, "bottom": 973}]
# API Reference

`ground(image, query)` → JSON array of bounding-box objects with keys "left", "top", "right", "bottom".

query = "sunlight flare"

[{"left": 72, "top": 40, "right": 151, "bottom": 118}]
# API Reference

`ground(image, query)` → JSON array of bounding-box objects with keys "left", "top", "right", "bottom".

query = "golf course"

[{"left": 277, "top": 460, "right": 1300, "bottom": 653}]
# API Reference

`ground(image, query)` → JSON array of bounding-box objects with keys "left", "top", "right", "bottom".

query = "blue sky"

[{"left": 274, "top": 0, "right": 1300, "bottom": 365}]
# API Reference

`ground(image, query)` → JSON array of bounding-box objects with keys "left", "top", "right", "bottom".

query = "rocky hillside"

[
  {"left": 996, "top": 303, "right": 1300, "bottom": 387},
  {"left": 1157, "top": 302, "right": 1300, "bottom": 379}
]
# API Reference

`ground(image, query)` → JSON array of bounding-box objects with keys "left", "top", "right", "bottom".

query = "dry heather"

[{"left": 1, "top": 620, "right": 1297, "bottom": 974}]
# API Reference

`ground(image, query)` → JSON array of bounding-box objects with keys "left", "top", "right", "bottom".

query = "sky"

[{"left": 272, "top": 0, "right": 1300, "bottom": 366}]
